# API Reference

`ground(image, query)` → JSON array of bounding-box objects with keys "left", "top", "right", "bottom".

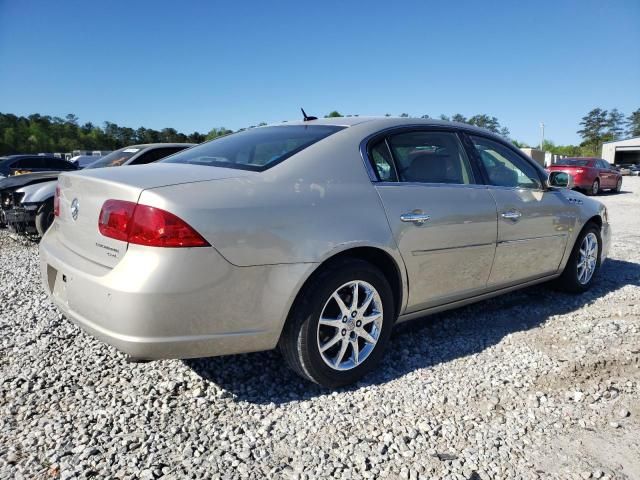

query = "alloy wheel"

[
  {"left": 316, "top": 280, "right": 383, "bottom": 371},
  {"left": 577, "top": 232, "right": 598, "bottom": 285}
]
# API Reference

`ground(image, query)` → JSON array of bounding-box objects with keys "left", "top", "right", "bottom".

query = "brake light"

[
  {"left": 575, "top": 169, "right": 584, "bottom": 173},
  {"left": 98, "top": 200, "right": 210, "bottom": 247},
  {"left": 54, "top": 185, "right": 60, "bottom": 217}
]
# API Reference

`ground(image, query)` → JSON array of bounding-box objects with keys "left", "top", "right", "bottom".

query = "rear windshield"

[
  {"left": 555, "top": 159, "right": 590, "bottom": 167},
  {"left": 84, "top": 147, "right": 141, "bottom": 169},
  {"left": 162, "top": 125, "right": 345, "bottom": 171}
]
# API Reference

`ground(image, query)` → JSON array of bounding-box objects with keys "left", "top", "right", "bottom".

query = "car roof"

[{"left": 267, "top": 116, "right": 508, "bottom": 141}]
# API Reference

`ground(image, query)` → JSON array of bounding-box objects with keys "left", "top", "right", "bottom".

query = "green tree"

[
  {"left": 606, "top": 108, "right": 625, "bottom": 141},
  {"left": 577, "top": 108, "right": 609, "bottom": 155},
  {"left": 451, "top": 113, "right": 467, "bottom": 123},
  {"left": 325, "top": 111, "right": 343, "bottom": 118},
  {"left": 627, "top": 108, "right": 640, "bottom": 137},
  {"left": 399, "top": 113, "right": 409, "bottom": 117}
]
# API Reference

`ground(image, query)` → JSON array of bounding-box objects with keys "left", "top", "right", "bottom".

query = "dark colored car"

[
  {"left": 547, "top": 158, "right": 622, "bottom": 196},
  {"left": 4, "top": 143, "right": 194, "bottom": 237},
  {"left": 0, "top": 155, "right": 77, "bottom": 178}
]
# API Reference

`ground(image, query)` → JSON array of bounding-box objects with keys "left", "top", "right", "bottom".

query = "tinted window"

[
  {"left": 129, "top": 147, "right": 188, "bottom": 165},
  {"left": 386, "top": 131, "right": 474, "bottom": 184},
  {"left": 49, "top": 158, "right": 75, "bottom": 169},
  {"left": 555, "top": 159, "right": 589, "bottom": 167},
  {"left": 84, "top": 147, "right": 141, "bottom": 169},
  {"left": 163, "top": 125, "right": 345, "bottom": 171},
  {"left": 369, "top": 140, "right": 398, "bottom": 182},
  {"left": 12, "top": 157, "right": 43, "bottom": 169},
  {"left": 470, "top": 136, "right": 542, "bottom": 189}
]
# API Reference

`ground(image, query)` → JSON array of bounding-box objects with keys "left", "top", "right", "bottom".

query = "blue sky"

[{"left": 1, "top": 0, "right": 638, "bottom": 145}]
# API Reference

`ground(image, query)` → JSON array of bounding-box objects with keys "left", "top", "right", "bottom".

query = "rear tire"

[
  {"left": 586, "top": 179, "right": 599, "bottom": 196},
  {"left": 280, "top": 258, "right": 395, "bottom": 388},
  {"left": 35, "top": 200, "right": 55, "bottom": 237},
  {"left": 554, "top": 223, "right": 601, "bottom": 293}
]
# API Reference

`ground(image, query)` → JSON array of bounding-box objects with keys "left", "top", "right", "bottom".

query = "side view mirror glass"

[{"left": 547, "top": 171, "right": 574, "bottom": 189}]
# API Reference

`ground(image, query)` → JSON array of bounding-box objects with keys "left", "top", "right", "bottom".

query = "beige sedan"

[{"left": 39, "top": 117, "right": 610, "bottom": 387}]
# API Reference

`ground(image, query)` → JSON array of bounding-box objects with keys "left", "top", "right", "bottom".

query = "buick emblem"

[{"left": 70, "top": 198, "right": 79, "bottom": 221}]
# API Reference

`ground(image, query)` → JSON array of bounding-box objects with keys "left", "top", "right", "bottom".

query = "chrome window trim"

[{"left": 374, "top": 181, "right": 489, "bottom": 190}]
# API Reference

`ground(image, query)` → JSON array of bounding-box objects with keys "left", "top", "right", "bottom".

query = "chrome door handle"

[
  {"left": 501, "top": 210, "right": 522, "bottom": 221},
  {"left": 400, "top": 212, "right": 431, "bottom": 225}
]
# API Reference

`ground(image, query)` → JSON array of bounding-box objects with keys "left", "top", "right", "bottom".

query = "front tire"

[
  {"left": 555, "top": 223, "right": 602, "bottom": 293},
  {"left": 614, "top": 177, "right": 622, "bottom": 193},
  {"left": 35, "top": 200, "right": 55, "bottom": 237},
  {"left": 280, "top": 258, "right": 395, "bottom": 388},
  {"left": 586, "top": 179, "right": 600, "bottom": 196}
]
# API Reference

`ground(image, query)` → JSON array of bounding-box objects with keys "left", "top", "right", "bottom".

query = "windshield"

[
  {"left": 84, "top": 147, "right": 141, "bottom": 169},
  {"left": 555, "top": 159, "right": 590, "bottom": 167},
  {"left": 162, "top": 125, "right": 345, "bottom": 171}
]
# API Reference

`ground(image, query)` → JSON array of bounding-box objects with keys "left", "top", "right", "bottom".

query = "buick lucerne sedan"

[{"left": 40, "top": 117, "right": 610, "bottom": 387}]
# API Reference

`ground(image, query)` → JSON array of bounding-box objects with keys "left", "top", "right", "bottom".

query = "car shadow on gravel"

[{"left": 185, "top": 258, "right": 640, "bottom": 404}]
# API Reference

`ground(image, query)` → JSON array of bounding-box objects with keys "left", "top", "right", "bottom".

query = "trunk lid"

[{"left": 55, "top": 164, "right": 252, "bottom": 268}]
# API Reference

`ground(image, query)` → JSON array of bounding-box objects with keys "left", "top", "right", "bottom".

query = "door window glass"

[
  {"left": 470, "top": 136, "right": 542, "bottom": 189},
  {"left": 387, "top": 131, "right": 474, "bottom": 184}
]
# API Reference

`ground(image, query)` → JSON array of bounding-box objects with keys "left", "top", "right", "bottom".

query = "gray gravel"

[{"left": 1, "top": 178, "right": 639, "bottom": 480}]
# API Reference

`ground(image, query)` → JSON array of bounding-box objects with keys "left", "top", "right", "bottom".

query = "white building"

[{"left": 602, "top": 137, "right": 640, "bottom": 165}]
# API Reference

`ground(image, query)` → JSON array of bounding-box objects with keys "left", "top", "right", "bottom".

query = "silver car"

[{"left": 39, "top": 118, "right": 610, "bottom": 387}]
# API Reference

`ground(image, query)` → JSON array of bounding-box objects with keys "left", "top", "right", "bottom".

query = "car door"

[
  {"left": 369, "top": 129, "right": 498, "bottom": 312},
  {"left": 600, "top": 160, "right": 618, "bottom": 187},
  {"left": 467, "top": 134, "right": 576, "bottom": 286}
]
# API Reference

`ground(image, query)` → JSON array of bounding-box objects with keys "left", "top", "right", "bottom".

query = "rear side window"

[
  {"left": 369, "top": 140, "right": 398, "bottom": 182},
  {"left": 162, "top": 125, "right": 345, "bottom": 171},
  {"left": 84, "top": 147, "right": 140, "bottom": 169},
  {"left": 386, "top": 131, "right": 475, "bottom": 184}
]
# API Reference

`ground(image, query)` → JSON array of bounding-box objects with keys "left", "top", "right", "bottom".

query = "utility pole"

[{"left": 540, "top": 122, "right": 545, "bottom": 151}]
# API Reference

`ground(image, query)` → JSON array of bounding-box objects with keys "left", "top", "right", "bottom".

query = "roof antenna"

[{"left": 301, "top": 108, "right": 317, "bottom": 122}]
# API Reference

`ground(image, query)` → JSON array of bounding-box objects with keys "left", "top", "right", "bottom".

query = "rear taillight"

[
  {"left": 575, "top": 169, "right": 584, "bottom": 173},
  {"left": 98, "top": 200, "right": 210, "bottom": 248},
  {"left": 54, "top": 186, "right": 60, "bottom": 217}
]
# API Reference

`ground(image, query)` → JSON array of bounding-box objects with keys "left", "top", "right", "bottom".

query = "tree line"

[{"left": 1, "top": 108, "right": 638, "bottom": 156}]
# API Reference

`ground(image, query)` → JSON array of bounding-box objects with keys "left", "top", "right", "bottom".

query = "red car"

[{"left": 547, "top": 157, "right": 622, "bottom": 196}]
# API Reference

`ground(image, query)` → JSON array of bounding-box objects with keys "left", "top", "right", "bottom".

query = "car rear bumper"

[{"left": 39, "top": 225, "right": 313, "bottom": 359}]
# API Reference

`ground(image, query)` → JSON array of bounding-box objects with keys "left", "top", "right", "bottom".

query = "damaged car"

[{"left": 5, "top": 143, "right": 194, "bottom": 237}]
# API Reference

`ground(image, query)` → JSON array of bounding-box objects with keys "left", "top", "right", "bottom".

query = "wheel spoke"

[
  {"left": 320, "top": 332, "right": 342, "bottom": 352},
  {"left": 319, "top": 317, "right": 344, "bottom": 328},
  {"left": 333, "top": 292, "right": 350, "bottom": 317},
  {"left": 361, "top": 312, "right": 382, "bottom": 326},
  {"left": 334, "top": 339, "right": 349, "bottom": 367},
  {"left": 351, "top": 339, "right": 360, "bottom": 365},
  {"left": 351, "top": 282, "right": 359, "bottom": 310},
  {"left": 358, "top": 328, "right": 377, "bottom": 345},
  {"left": 360, "top": 290, "right": 375, "bottom": 314}
]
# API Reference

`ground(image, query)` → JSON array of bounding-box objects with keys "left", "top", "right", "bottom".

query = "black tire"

[
  {"left": 35, "top": 200, "right": 55, "bottom": 237},
  {"left": 586, "top": 179, "right": 599, "bottom": 196},
  {"left": 280, "top": 258, "right": 395, "bottom": 388},
  {"left": 614, "top": 177, "right": 622, "bottom": 193},
  {"left": 554, "top": 223, "right": 602, "bottom": 293}
]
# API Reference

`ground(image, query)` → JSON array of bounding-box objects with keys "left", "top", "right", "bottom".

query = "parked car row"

[
  {"left": 0, "top": 144, "right": 193, "bottom": 237},
  {"left": 35, "top": 117, "right": 611, "bottom": 387}
]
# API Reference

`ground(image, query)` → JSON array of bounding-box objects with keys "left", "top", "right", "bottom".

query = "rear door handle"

[
  {"left": 501, "top": 210, "right": 522, "bottom": 221},
  {"left": 400, "top": 212, "right": 431, "bottom": 225}
]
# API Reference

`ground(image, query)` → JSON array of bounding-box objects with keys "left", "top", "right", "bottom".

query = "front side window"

[
  {"left": 386, "top": 131, "right": 474, "bottom": 184},
  {"left": 470, "top": 135, "right": 542, "bottom": 189},
  {"left": 12, "top": 157, "right": 43, "bottom": 169},
  {"left": 162, "top": 125, "right": 345, "bottom": 171}
]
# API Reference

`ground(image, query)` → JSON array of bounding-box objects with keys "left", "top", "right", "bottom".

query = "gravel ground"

[{"left": 1, "top": 178, "right": 639, "bottom": 480}]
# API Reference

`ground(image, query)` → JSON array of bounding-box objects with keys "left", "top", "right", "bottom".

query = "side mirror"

[{"left": 547, "top": 171, "right": 574, "bottom": 189}]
